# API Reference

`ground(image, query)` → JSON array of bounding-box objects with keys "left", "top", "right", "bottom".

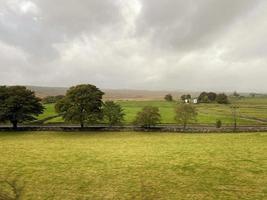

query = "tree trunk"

[
  {"left": 81, "top": 121, "right": 84, "bottom": 128},
  {"left": 108, "top": 117, "right": 112, "bottom": 128},
  {"left": 233, "top": 119, "right": 237, "bottom": 132},
  {"left": 12, "top": 120, "right": 18, "bottom": 130}
]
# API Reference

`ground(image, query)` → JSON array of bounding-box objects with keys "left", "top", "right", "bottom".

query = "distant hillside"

[
  {"left": 27, "top": 86, "right": 67, "bottom": 97},
  {"left": 27, "top": 86, "right": 199, "bottom": 101},
  {"left": 102, "top": 89, "right": 197, "bottom": 101}
]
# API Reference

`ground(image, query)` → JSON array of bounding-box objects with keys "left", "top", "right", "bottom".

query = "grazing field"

[
  {"left": 37, "top": 104, "right": 58, "bottom": 120},
  {"left": 0, "top": 132, "right": 266, "bottom": 199},
  {"left": 37, "top": 97, "right": 267, "bottom": 125}
]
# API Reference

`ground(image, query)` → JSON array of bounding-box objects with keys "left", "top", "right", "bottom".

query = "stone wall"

[{"left": 1, "top": 126, "right": 267, "bottom": 133}]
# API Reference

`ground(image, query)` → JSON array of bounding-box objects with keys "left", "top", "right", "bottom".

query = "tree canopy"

[
  {"left": 198, "top": 92, "right": 217, "bottom": 103},
  {"left": 55, "top": 84, "right": 104, "bottom": 128},
  {"left": 164, "top": 94, "right": 173, "bottom": 102},
  {"left": 103, "top": 101, "right": 125, "bottom": 126},
  {"left": 134, "top": 106, "right": 161, "bottom": 128},
  {"left": 181, "top": 94, "right": 191, "bottom": 101},
  {"left": 216, "top": 93, "right": 229, "bottom": 104},
  {"left": 175, "top": 104, "right": 197, "bottom": 130},
  {"left": 198, "top": 92, "right": 229, "bottom": 104},
  {"left": 42, "top": 95, "right": 65, "bottom": 104},
  {"left": 0, "top": 86, "right": 44, "bottom": 128}
]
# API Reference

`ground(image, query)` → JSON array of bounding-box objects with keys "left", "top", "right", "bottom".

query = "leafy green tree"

[
  {"left": 134, "top": 106, "right": 161, "bottom": 128},
  {"left": 0, "top": 86, "right": 44, "bottom": 129},
  {"left": 198, "top": 92, "right": 216, "bottom": 103},
  {"left": 186, "top": 94, "right": 192, "bottom": 100},
  {"left": 181, "top": 94, "right": 191, "bottom": 101},
  {"left": 216, "top": 93, "right": 229, "bottom": 104},
  {"left": 42, "top": 95, "right": 65, "bottom": 104},
  {"left": 164, "top": 94, "right": 173, "bottom": 102},
  {"left": 175, "top": 104, "right": 197, "bottom": 130},
  {"left": 103, "top": 101, "right": 125, "bottom": 127},
  {"left": 207, "top": 92, "right": 217, "bottom": 102},
  {"left": 203, "top": 95, "right": 211, "bottom": 103},
  {"left": 55, "top": 84, "right": 104, "bottom": 128},
  {"left": 197, "top": 92, "right": 208, "bottom": 103}
]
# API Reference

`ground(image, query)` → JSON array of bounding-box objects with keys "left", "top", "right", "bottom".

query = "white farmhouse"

[{"left": 184, "top": 98, "right": 198, "bottom": 104}]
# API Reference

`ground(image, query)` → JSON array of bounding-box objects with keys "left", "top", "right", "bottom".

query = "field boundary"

[{"left": 1, "top": 125, "right": 267, "bottom": 133}]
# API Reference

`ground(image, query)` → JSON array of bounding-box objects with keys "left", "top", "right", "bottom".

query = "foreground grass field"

[
  {"left": 0, "top": 132, "right": 266, "bottom": 199},
  {"left": 38, "top": 97, "right": 267, "bottom": 125}
]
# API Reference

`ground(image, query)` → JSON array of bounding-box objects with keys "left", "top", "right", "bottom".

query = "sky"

[{"left": 0, "top": 0, "right": 267, "bottom": 92}]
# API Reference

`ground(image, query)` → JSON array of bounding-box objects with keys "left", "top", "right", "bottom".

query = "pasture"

[
  {"left": 37, "top": 97, "right": 267, "bottom": 125},
  {"left": 0, "top": 132, "right": 266, "bottom": 199}
]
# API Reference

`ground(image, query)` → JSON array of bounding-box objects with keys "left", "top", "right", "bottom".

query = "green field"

[
  {"left": 37, "top": 97, "right": 267, "bottom": 125},
  {"left": 0, "top": 132, "right": 266, "bottom": 199}
]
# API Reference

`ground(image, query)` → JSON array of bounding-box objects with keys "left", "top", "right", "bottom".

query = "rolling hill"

[{"left": 26, "top": 86, "right": 199, "bottom": 100}]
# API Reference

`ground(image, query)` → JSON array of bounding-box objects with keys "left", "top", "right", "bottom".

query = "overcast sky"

[{"left": 0, "top": 0, "right": 267, "bottom": 92}]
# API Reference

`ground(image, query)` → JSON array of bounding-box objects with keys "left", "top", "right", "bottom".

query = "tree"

[
  {"left": 0, "top": 86, "right": 44, "bottom": 129},
  {"left": 233, "top": 91, "right": 240, "bottom": 98},
  {"left": 181, "top": 94, "right": 191, "bottom": 101},
  {"left": 175, "top": 104, "right": 197, "bottom": 130},
  {"left": 231, "top": 104, "right": 239, "bottom": 132},
  {"left": 164, "top": 94, "right": 173, "bottom": 102},
  {"left": 103, "top": 101, "right": 125, "bottom": 127},
  {"left": 203, "top": 95, "right": 211, "bottom": 103},
  {"left": 55, "top": 84, "right": 104, "bottom": 128},
  {"left": 198, "top": 92, "right": 217, "bottom": 103},
  {"left": 198, "top": 92, "right": 209, "bottom": 103},
  {"left": 42, "top": 95, "right": 65, "bottom": 104},
  {"left": 216, "top": 93, "right": 229, "bottom": 104},
  {"left": 207, "top": 92, "right": 217, "bottom": 102},
  {"left": 134, "top": 106, "right": 161, "bottom": 128}
]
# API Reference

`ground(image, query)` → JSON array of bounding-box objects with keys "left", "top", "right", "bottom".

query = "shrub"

[{"left": 216, "top": 120, "right": 222, "bottom": 128}]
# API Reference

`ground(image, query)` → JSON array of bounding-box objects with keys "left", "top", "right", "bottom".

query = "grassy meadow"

[
  {"left": 0, "top": 132, "right": 267, "bottom": 199},
  {"left": 37, "top": 97, "right": 267, "bottom": 125}
]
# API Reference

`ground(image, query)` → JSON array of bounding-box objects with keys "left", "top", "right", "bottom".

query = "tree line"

[
  {"left": 164, "top": 92, "right": 229, "bottom": 104},
  {"left": 54, "top": 84, "right": 198, "bottom": 129},
  {"left": 0, "top": 84, "right": 200, "bottom": 129}
]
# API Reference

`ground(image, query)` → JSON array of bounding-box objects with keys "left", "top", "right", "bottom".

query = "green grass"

[
  {"left": 37, "top": 104, "right": 58, "bottom": 120},
  {"left": 0, "top": 132, "right": 266, "bottom": 199},
  {"left": 118, "top": 101, "right": 177, "bottom": 124},
  {"left": 39, "top": 97, "right": 267, "bottom": 125}
]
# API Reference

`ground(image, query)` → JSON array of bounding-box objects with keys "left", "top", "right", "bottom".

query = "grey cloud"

[
  {"left": 0, "top": 0, "right": 122, "bottom": 60},
  {"left": 37, "top": 0, "right": 122, "bottom": 36},
  {"left": 136, "top": 0, "right": 262, "bottom": 51},
  {"left": 0, "top": 0, "right": 267, "bottom": 92}
]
